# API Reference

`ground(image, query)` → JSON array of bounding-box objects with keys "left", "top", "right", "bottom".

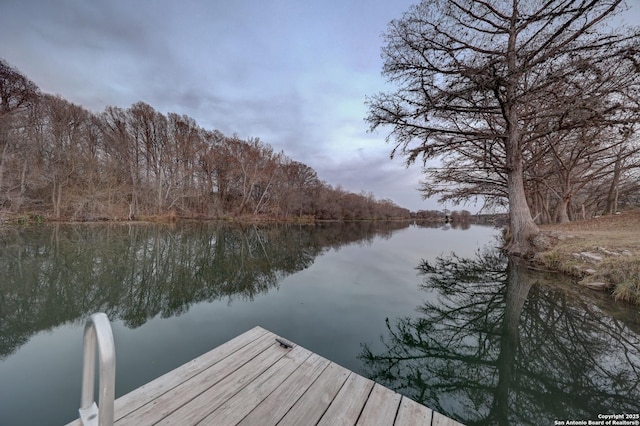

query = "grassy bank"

[{"left": 534, "top": 209, "right": 640, "bottom": 304}]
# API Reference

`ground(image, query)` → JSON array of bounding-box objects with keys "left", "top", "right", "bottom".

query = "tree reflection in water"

[
  {"left": 360, "top": 249, "right": 640, "bottom": 425},
  {"left": 0, "top": 221, "right": 407, "bottom": 359}
]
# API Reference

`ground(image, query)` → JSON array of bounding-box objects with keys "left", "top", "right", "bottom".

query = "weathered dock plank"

[
  {"left": 156, "top": 339, "right": 288, "bottom": 425},
  {"left": 117, "top": 331, "right": 277, "bottom": 425},
  {"left": 316, "top": 373, "right": 375, "bottom": 426},
  {"left": 277, "top": 362, "right": 351, "bottom": 426},
  {"left": 356, "top": 383, "right": 403, "bottom": 426},
  {"left": 66, "top": 326, "right": 465, "bottom": 426},
  {"left": 235, "top": 352, "right": 330, "bottom": 425},
  {"left": 197, "top": 344, "right": 312, "bottom": 425},
  {"left": 433, "top": 411, "right": 466, "bottom": 426},
  {"left": 395, "top": 396, "right": 434, "bottom": 425}
]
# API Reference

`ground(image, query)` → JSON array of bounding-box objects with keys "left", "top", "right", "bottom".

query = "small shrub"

[
  {"left": 595, "top": 257, "right": 640, "bottom": 304},
  {"left": 12, "top": 213, "right": 46, "bottom": 225},
  {"left": 612, "top": 281, "right": 640, "bottom": 305},
  {"left": 535, "top": 251, "right": 579, "bottom": 275},
  {"left": 539, "top": 251, "right": 561, "bottom": 268}
]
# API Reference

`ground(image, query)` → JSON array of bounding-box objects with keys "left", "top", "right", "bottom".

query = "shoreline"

[
  {"left": 4, "top": 210, "right": 638, "bottom": 305},
  {"left": 532, "top": 210, "right": 640, "bottom": 305}
]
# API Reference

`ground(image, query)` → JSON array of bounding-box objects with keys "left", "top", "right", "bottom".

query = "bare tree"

[
  {"left": 100, "top": 106, "right": 139, "bottom": 218},
  {"left": 277, "top": 159, "right": 321, "bottom": 218},
  {"left": 367, "top": 0, "right": 640, "bottom": 255},
  {"left": 0, "top": 59, "right": 39, "bottom": 211},
  {"left": 0, "top": 59, "right": 38, "bottom": 115},
  {"left": 167, "top": 113, "right": 204, "bottom": 214},
  {"left": 224, "top": 137, "right": 278, "bottom": 216},
  {"left": 39, "top": 95, "right": 93, "bottom": 219},
  {"left": 199, "top": 130, "right": 233, "bottom": 215}
]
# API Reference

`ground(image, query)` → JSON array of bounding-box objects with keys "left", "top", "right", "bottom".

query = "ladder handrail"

[{"left": 79, "top": 313, "right": 115, "bottom": 426}]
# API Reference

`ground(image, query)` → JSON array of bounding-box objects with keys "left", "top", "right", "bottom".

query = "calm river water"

[{"left": 1, "top": 222, "right": 639, "bottom": 425}]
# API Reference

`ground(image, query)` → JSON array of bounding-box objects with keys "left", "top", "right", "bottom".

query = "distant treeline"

[
  {"left": 412, "top": 209, "right": 506, "bottom": 225},
  {"left": 0, "top": 60, "right": 411, "bottom": 222}
]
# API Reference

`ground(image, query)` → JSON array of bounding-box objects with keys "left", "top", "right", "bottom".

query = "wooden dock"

[{"left": 66, "top": 326, "right": 463, "bottom": 425}]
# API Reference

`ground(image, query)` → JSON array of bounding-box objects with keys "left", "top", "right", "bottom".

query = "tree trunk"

[
  {"left": 17, "top": 157, "right": 28, "bottom": 210},
  {"left": 606, "top": 150, "right": 623, "bottom": 214},
  {"left": 502, "top": 4, "right": 539, "bottom": 256},
  {"left": 52, "top": 180, "right": 62, "bottom": 219},
  {"left": 0, "top": 141, "right": 7, "bottom": 201},
  {"left": 503, "top": 104, "right": 539, "bottom": 254},
  {"left": 505, "top": 164, "right": 539, "bottom": 256},
  {"left": 558, "top": 197, "right": 570, "bottom": 223}
]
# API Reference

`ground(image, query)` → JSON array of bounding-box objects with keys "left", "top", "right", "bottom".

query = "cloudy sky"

[{"left": 1, "top": 1, "right": 639, "bottom": 212}]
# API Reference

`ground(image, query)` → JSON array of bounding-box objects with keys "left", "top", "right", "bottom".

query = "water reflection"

[
  {"left": 359, "top": 249, "right": 640, "bottom": 425},
  {"left": 0, "top": 221, "right": 410, "bottom": 359}
]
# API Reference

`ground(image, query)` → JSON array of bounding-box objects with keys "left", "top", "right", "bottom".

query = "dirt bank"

[{"left": 534, "top": 209, "right": 640, "bottom": 304}]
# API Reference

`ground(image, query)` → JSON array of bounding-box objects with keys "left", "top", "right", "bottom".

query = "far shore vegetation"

[{"left": 0, "top": 60, "right": 415, "bottom": 224}]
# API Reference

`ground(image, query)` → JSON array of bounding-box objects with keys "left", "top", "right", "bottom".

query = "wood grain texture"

[
  {"left": 116, "top": 331, "right": 278, "bottom": 425},
  {"left": 356, "top": 383, "right": 403, "bottom": 426},
  {"left": 65, "top": 327, "right": 464, "bottom": 426},
  {"left": 394, "top": 396, "right": 433, "bottom": 426},
  {"left": 317, "top": 372, "right": 374, "bottom": 426},
  {"left": 432, "top": 410, "right": 466, "bottom": 426},
  {"left": 276, "top": 362, "right": 351, "bottom": 426},
  {"left": 65, "top": 326, "right": 268, "bottom": 426},
  {"left": 198, "top": 345, "right": 312, "bottom": 425},
  {"left": 154, "top": 342, "right": 288, "bottom": 425},
  {"left": 236, "top": 352, "right": 330, "bottom": 426}
]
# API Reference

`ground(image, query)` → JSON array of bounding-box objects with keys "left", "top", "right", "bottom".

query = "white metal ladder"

[{"left": 79, "top": 313, "right": 116, "bottom": 426}]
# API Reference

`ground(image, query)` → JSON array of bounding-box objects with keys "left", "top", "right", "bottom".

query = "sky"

[{"left": 1, "top": 1, "right": 639, "bottom": 213}]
